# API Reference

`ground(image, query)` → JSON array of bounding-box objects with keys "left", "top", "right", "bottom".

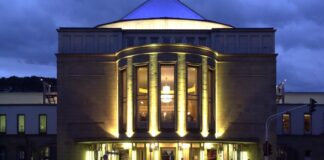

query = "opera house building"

[{"left": 57, "top": 0, "right": 276, "bottom": 159}]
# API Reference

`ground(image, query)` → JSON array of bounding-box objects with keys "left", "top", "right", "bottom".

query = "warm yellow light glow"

[
  {"left": 215, "top": 128, "right": 225, "bottom": 138},
  {"left": 201, "top": 57, "right": 209, "bottom": 137},
  {"left": 98, "top": 19, "right": 232, "bottom": 30},
  {"left": 126, "top": 57, "right": 134, "bottom": 137},
  {"left": 241, "top": 151, "right": 249, "bottom": 160},
  {"left": 149, "top": 54, "right": 160, "bottom": 137},
  {"left": 205, "top": 143, "right": 213, "bottom": 149},
  {"left": 161, "top": 85, "right": 173, "bottom": 103},
  {"left": 177, "top": 54, "right": 187, "bottom": 137},
  {"left": 122, "top": 143, "right": 132, "bottom": 149},
  {"left": 85, "top": 151, "right": 94, "bottom": 160}
]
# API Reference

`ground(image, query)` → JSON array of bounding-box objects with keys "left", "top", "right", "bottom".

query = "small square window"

[
  {"left": 174, "top": 37, "right": 183, "bottom": 43},
  {"left": 138, "top": 37, "right": 147, "bottom": 46},
  {"left": 186, "top": 37, "right": 195, "bottom": 45},
  {"left": 126, "top": 37, "right": 135, "bottom": 47},
  {"left": 150, "top": 37, "right": 159, "bottom": 43},
  {"left": 198, "top": 37, "right": 207, "bottom": 46},
  {"left": 162, "top": 37, "right": 171, "bottom": 43}
]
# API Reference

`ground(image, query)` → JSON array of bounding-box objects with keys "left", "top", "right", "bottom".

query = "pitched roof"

[{"left": 122, "top": 0, "right": 205, "bottom": 20}]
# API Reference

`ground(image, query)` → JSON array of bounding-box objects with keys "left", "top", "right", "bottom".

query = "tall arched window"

[
  {"left": 187, "top": 66, "right": 199, "bottom": 129},
  {"left": 136, "top": 66, "right": 149, "bottom": 130},
  {"left": 160, "top": 65, "right": 175, "bottom": 130}
]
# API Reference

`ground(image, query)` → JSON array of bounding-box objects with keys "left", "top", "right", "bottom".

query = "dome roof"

[
  {"left": 122, "top": 0, "right": 205, "bottom": 20},
  {"left": 96, "top": 0, "right": 233, "bottom": 29}
]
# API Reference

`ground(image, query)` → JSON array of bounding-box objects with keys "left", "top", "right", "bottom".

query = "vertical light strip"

[
  {"left": 201, "top": 56, "right": 209, "bottom": 137},
  {"left": 177, "top": 53, "right": 187, "bottom": 137},
  {"left": 215, "top": 60, "right": 224, "bottom": 138},
  {"left": 149, "top": 54, "right": 159, "bottom": 137},
  {"left": 126, "top": 57, "right": 134, "bottom": 137}
]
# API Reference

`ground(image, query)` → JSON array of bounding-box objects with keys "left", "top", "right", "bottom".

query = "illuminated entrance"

[{"left": 84, "top": 142, "right": 253, "bottom": 160}]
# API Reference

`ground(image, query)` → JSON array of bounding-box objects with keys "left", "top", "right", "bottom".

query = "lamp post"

[{"left": 264, "top": 98, "right": 316, "bottom": 160}]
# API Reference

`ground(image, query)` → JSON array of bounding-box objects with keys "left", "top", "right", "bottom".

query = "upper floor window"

[
  {"left": 136, "top": 66, "right": 149, "bottom": 130},
  {"left": 174, "top": 37, "right": 183, "bottom": 43},
  {"left": 304, "top": 113, "right": 311, "bottom": 134},
  {"left": 0, "top": 115, "right": 6, "bottom": 134},
  {"left": 17, "top": 114, "right": 25, "bottom": 134},
  {"left": 138, "top": 37, "right": 147, "bottom": 46},
  {"left": 39, "top": 114, "right": 47, "bottom": 134},
  {"left": 162, "top": 37, "right": 171, "bottom": 43},
  {"left": 282, "top": 113, "right": 291, "bottom": 134},
  {"left": 150, "top": 37, "right": 159, "bottom": 43},
  {"left": 186, "top": 37, "right": 195, "bottom": 45},
  {"left": 120, "top": 69, "right": 127, "bottom": 131},
  {"left": 187, "top": 66, "right": 199, "bottom": 129},
  {"left": 160, "top": 65, "right": 175, "bottom": 129},
  {"left": 198, "top": 37, "right": 207, "bottom": 46},
  {"left": 126, "top": 37, "right": 135, "bottom": 47}
]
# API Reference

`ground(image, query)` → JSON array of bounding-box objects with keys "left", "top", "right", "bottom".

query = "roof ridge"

[{"left": 121, "top": 0, "right": 205, "bottom": 20}]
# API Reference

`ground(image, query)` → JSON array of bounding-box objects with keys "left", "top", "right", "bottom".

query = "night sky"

[{"left": 0, "top": 0, "right": 323, "bottom": 92}]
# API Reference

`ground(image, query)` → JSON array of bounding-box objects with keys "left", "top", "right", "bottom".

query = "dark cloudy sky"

[{"left": 0, "top": 0, "right": 323, "bottom": 92}]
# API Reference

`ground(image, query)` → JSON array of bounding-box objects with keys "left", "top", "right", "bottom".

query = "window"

[
  {"left": 162, "top": 37, "right": 171, "bottom": 43},
  {"left": 136, "top": 66, "right": 149, "bottom": 130},
  {"left": 138, "top": 37, "right": 147, "bottom": 45},
  {"left": 120, "top": 69, "right": 127, "bottom": 131},
  {"left": 208, "top": 69, "right": 214, "bottom": 130},
  {"left": 174, "top": 37, "right": 183, "bottom": 43},
  {"left": 17, "top": 147, "right": 25, "bottom": 160},
  {"left": 304, "top": 113, "right": 311, "bottom": 134},
  {"left": 190, "top": 148, "right": 200, "bottom": 160},
  {"left": 126, "top": 37, "right": 135, "bottom": 47},
  {"left": 17, "top": 115, "right": 25, "bottom": 134},
  {"left": 198, "top": 37, "right": 207, "bottom": 46},
  {"left": 282, "top": 113, "right": 291, "bottom": 134},
  {"left": 160, "top": 65, "right": 175, "bottom": 129},
  {"left": 186, "top": 37, "right": 195, "bottom": 45},
  {"left": 39, "top": 114, "right": 47, "bottom": 134},
  {"left": 187, "top": 66, "right": 199, "bottom": 129},
  {"left": 0, "top": 115, "right": 6, "bottom": 134},
  {"left": 150, "top": 37, "right": 159, "bottom": 43}
]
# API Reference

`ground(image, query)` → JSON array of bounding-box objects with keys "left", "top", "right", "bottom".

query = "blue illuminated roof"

[{"left": 122, "top": 0, "right": 205, "bottom": 20}]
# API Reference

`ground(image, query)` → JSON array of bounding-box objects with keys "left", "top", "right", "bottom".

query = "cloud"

[{"left": 0, "top": 0, "right": 323, "bottom": 91}]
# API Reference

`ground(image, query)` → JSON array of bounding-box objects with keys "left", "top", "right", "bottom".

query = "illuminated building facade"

[{"left": 57, "top": 0, "right": 276, "bottom": 159}]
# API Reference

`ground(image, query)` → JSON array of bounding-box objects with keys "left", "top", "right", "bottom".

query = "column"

[
  {"left": 149, "top": 54, "right": 159, "bottom": 137},
  {"left": 126, "top": 57, "right": 134, "bottom": 137},
  {"left": 201, "top": 56, "right": 209, "bottom": 137},
  {"left": 177, "top": 53, "right": 187, "bottom": 137}
]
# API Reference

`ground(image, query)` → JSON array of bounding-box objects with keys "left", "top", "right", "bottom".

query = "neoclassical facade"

[{"left": 57, "top": 0, "right": 276, "bottom": 159}]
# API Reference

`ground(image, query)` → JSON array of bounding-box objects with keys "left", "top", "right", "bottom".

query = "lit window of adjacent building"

[
  {"left": 120, "top": 69, "right": 127, "bottom": 131},
  {"left": 0, "top": 114, "right": 6, "bottom": 134},
  {"left": 160, "top": 65, "right": 175, "bottom": 129},
  {"left": 39, "top": 114, "right": 47, "bottom": 134},
  {"left": 282, "top": 113, "right": 290, "bottom": 134},
  {"left": 187, "top": 66, "right": 199, "bottom": 129},
  {"left": 136, "top": 66, "right": 149, "bottom": 130},
  {"left": 208, "top": 69, "right": 214, "bottom": 130},
  {"left": 304, "top": 113, "right": 311, "bottom": 134},
  {"left": 17, "top": 114, "right": 25, "bottom": 134}
]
